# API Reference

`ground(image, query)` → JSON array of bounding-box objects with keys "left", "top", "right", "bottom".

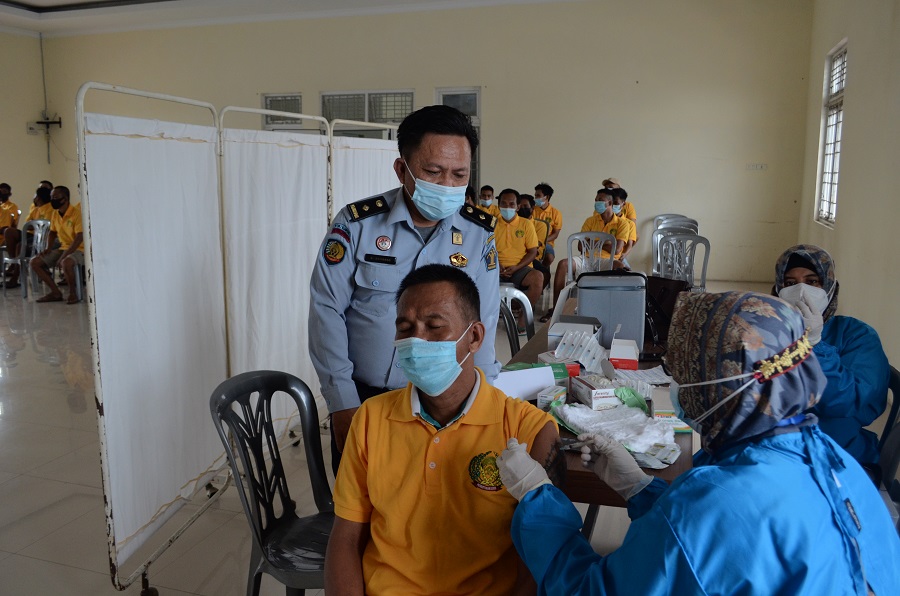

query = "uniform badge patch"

[
  {"left": 450, "top": 252, "right": 468, "bottom": 268},
  {"left": 452, "top": 232, "right": 463, "bottom": 245},
  {"left": 515, "top": 230, "right": 525, "bottom": 238},
  {"left": 485, "top": 247, "right": 498, "bottom": 271},
  {"left": 469, "top": 451, "right": 502, "bottom": 491},
  {"left": 323, "top": 239, "right": 346, "bottom": 265},
  {"left": 376, "top": 235, "right": 392, "bottom": 251},
  {"left": 331, "top": 223, "right": 351, "bottom": 243}
]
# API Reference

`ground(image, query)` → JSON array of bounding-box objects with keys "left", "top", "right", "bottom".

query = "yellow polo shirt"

[
  {"left": 26, "top": 202, "right": 55, "bottom": 223},
  {"left": 621, "top": 201, "right": 637, "bottom": 222},
  {"left": 622, "top": 215, "right": 637, "bottom": 243},
  {"left": 50, "top": 203, "right": 84, "bottom": 252},
  {"left": 533, "top": 202, "right": 563, "bottom": 246},
  {"left": 496, "top": 215, "right": 538, "bottom": 268},
  {"left": 0, "top": 201, "right": 20, "bottom": 228},
  {"left": 335, "top": 369, "right": 555, "bottom": 596},
  {"left": 531, "top": 218, "right": 549, "bottom": 260},
  {"left": 580, "top": 213, "right": 631, "bottom": 259},
  {"left": 479, "top": 203, "right": 501, "bottom": 219}
]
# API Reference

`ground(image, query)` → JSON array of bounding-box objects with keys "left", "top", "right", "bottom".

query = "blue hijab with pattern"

[{"left": 666, "top": 291, "right": 826, "bottom": 454}]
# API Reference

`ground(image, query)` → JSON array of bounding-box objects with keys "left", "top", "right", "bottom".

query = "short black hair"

[
  {"left": 612, "top": 187, "right": 628, "bottom": 200},
  {"left": 597, "top": 188, "right": 614, "bottom": 199},
  {"left": 35, "top": 187, "right": 51, "bottom": 202},
  {"left": 498, "top": 188, "right": 520, "bottom": 202},
  {"left": 54, "top": 185, "right": 71, "bottom": 199},
  {"left": 40, "top": 180, "right": 53, "bottom": 188},
  {"left": 518, "top": 193, "right": 535, "bottom": 208},
  {"left": 480, "top": 185, "right": 494, "bottom": 193},
  {"left": 465, "top": 185, "right": 477, "bottom": 200},
  {"left": 535, "top": 182, "right": 554, "bottom": 198},
  {"left": 397, "top": 105, "right": 479, "bottom": 160},
  {"left": 397, "top": 264, "right": 481, "bottom": 323},
  {"left": 0, "top": 183, "right": 10, "bottom": 191}
]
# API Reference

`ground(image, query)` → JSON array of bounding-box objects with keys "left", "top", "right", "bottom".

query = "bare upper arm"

[{"left": 529, "top": 420, "right": 564, "bottom": 487}]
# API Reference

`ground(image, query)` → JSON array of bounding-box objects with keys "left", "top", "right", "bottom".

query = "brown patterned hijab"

[
  {"left": 774, "top": 244, "right": 839, "bottom": 322},
  {"left": 666, "top": 291, "right": 826, "bottom": 454}
]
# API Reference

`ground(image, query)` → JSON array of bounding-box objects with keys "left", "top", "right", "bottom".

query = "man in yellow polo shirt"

[
  {"left": 611, "top": 188, "right": 637, "bottom": 266},
  {"left": 326, "top": 264, "right": 560, "bottom": 596},
  {"left": 478, "top": 184, "right": 501, "bottom": 218},
  {"left": 545, "top": 188, "right": 631, "bottom": 319},
  {"left": 3, "top": 186, "right": 55, "bottom": 289},
  {"left": 0, "top": 183, "right": 20, "bottom": 240},
  {"left": 604, "top": 177, "right": 638, "bottom": 239},
  {"left": 496, "top": 188, "right": 544, "bottom": 321},
  {"left": 533, "top": 182, "right": 562, "bottom": 268},
  {"left": 31, "top": 186, "right": 84, "bottom": 304}
]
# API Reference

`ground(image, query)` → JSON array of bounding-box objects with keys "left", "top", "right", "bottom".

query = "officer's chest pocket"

[{"left": 352, "top": 263, "right": 403, "bottom": 317}]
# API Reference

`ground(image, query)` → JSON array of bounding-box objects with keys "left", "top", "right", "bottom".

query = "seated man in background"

[
  {"left": 0, "top": 183, "right": 19, "bottom": 242},
  {"left": 31, "top": 186, "right": 84, "bottom": 304},
  {"left": 604, "top": 178, "right": 637, "bottom": 241},
  {"left": 478, "top": 184, "right": 500, "bottom": 218},
  {"left": 774, "top": 244, "right": 889, "bottom": 471},
  {"left": 611, "top": 188, "right": 637, "bottom": 266},
  {"left": 3, "top": 186, "right": 55, "bottom": 289},
  {"left": 326, "top": 263, "right": 561, "bottom": 596},
  {"left": 496, "top": 188, "right": 544, "bottom": 325},
  {"left": 517, "top": 193, "right": 551, "bottom": 288},
  {"left": 542, "top": 188, "right": 630, "bottom": 322},
  {"left": 532, "top": 182, "right": 562, "bottom": 269}
]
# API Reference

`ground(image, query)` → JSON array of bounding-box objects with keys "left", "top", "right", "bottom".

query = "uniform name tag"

[{"left": 365, "top": 253, "right": 397, "bottom": 265}]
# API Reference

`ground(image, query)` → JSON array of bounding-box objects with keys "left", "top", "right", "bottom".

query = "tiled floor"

[{"left": 5, "top": 279, "right": 883, "bottom": 593}]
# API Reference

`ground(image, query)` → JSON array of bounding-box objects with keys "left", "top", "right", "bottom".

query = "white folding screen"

[
  {"left": 83, "top": 113, "right": 227, "bottom": 564},
  {"left": 331, "top": 136, "right": 399, "bottom": 216},
  {"left": 221, "top": 128, "right": 328, "bottom": 403}
]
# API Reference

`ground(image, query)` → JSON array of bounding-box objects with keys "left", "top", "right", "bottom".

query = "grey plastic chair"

[
  {"left": 651, "top": 227, "right": 695, "bottom": 276},
  {"left": 657, "top": 233, "right": 710, "bottom": 292},
  {"left": 209, "top": 370, "right": 334, "bottom": 596},
  {"left": 657, "top": 219, "right": 699, "bottom": 234},
  {"left": 566, "top": 231, "right": 616, "bottom": 284},
  {"left": 2, "top": 219, "right": 51, "bottom": 299},
  {"left": 653, "top": 213, "right": 689, "bottom": 229}
]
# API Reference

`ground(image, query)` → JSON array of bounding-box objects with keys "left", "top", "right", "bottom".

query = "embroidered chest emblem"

[
  {"left": 469, "top": 451, "right": 502, "bottom": 491},
  {"left": 515, "top": 230, "right": 525, "bottom": 238}
]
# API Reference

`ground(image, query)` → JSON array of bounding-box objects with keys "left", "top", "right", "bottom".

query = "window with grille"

[
  {"left": 437, "top": 87, "right": 481, "bottom": 188},
  {"left": 322, "top": 91, "right": 413, "bottom": 123},
  {"left": 262, "top": 93, "right": 302, "bottom": 129},
  {"left": 816, "top": 46, "right": 847, "bottom": 224}
]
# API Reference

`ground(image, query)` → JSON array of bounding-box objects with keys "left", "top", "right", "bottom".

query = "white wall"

[
  {"left": 33, "top": 0, "right": 813, "bottom": 280},
  {"left": 798, "top": 0, "right": 900, "bottom": 364}
]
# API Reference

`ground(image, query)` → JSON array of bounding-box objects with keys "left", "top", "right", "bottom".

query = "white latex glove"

[
  {"left": 578, "top": 433, "right": 652, "bottom": 501},
  {"left": 796, "top": 295, "right": 824, "bottom": 345},
  {"left": 497, "top": 438, "right": 551, "bottom": 501}
]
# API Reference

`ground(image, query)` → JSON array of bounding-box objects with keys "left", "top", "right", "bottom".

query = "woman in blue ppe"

[
  {"left": 497, "top": 291, "right": 900, "bottom": 595},
  {"left": 774, "top": 244, "right": 889, "bottom": 468}
]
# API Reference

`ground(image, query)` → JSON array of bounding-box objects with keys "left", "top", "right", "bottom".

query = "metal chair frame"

[
  {"left": 2, "top": 219, "right": 51, "bottom": 299},
  {"left": 210, "top": 370, "right": 334, "bottom": 596},
  {"left": 499, "top": 285, "right": 535, "bottom": 356}
]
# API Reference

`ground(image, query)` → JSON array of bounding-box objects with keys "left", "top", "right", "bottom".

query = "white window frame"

[
  {"left": 261, "top": 93, "right": 303, "bottom": 130},
  {"left": 436, "top": 87, "right": 481, "bottom": 187},
  {"left": 815, "top": 42, "right": 848, "bottom": 226}
]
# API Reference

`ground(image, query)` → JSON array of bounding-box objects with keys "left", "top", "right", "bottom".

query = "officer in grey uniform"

[{"left": 308, "top": 105, "right": 501, "bottom": 473}]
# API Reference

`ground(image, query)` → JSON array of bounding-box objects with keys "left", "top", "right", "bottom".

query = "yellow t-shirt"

[
  {"left": 27, "top": 202, "right": 55, "bottom": 223},
  {"left": 335, "top": 369, "right": 555, "bottom": 596},
  {"left": 621, "top": 201, "right": 637, "bottom": 221},
  {"left": 0, "top": 201, "right": 20, "bottom": 228},
  {"left": 496, "top": 215, "right": 538, "bottom": 268},
  {"left": 580, "top": 213, "right": 631, "bottom": 259},
  {"left": 50, "top": 203, "right": 84, "bottom": 252},
  {"left": 530, "top": 218, "right": 550, "bottom": 260},
  {"left": 533, "top": 203, "right": 563, "bottom": 246}
]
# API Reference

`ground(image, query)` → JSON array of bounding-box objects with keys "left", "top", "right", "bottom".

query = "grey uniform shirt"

[{"left": 308, "top": 187, "right": 501, "bottom": 413}]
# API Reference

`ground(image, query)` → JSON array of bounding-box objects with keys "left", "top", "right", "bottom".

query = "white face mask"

[{"left": 778, "top": 283, "right": 833, "bottom": 315}]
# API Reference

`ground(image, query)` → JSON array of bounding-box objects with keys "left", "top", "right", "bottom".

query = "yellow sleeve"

[
  {"left": 333, "top": 406, "right": 373, "bottom": 523},
  {"left": 550, "top": 206, "right": 563, "bottom": 230},
  {"left": 524, "top": 220, "right": 538, "bottom": 250},
  {"left": 612, "top": 218, "right": 630, "bottom": 243},
  {"left": 580, "top": 216, "right": 594, "bottom": 233},
  {"left": 624, "top": 201, "right": 637, "bottom": 221},
  {"left": 73, "top": 207, "right": 83, "bottom": 235}
]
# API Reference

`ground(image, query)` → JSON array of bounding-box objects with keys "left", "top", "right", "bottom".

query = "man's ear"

[
  {"left": 467, "top": 321, "right": 486, "bottom": 354},
  {"left": 393, "top": 158, "right": 407, "bottom": 185}
]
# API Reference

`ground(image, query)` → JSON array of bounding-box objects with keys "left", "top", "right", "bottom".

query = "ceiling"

[{"left": 0, "top": 0, "right": 550, "bottom": 36}]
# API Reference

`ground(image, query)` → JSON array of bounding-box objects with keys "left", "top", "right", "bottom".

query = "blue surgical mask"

[
  {"left": 594, "top": 201, "right": 608, "bottom": 214},
  {"left": 479, "top": 199, "right": 493, "bottom": 208},
  {"left": 393, "top": 323, "right": 474, "bottom": 396},
  {"left": 500, "top": 208, "right": 517, "bottom": 222},
  {"left": 669, "top": 372, "right": 757, "bottom": 433},
  {"left": 404, "top": 162, "right": 467, "bottom": 221},
  {"left": 611, "top": 204, "right": 623, "bottom": 215},
  {"left": 535, "top": 198, "right": 546, "bottom": 208}
]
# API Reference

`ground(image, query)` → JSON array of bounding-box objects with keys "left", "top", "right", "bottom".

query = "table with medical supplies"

[{"left": 508, "top": 312, "right": 693, "bottom": 518}]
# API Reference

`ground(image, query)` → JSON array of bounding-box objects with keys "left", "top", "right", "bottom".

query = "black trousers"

[{"left": 330, "top": 380, "right": 392, "bottom": 477}]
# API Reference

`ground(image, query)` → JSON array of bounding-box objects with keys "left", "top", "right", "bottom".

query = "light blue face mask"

[
  {"left": 393, "top": 323, "right": 473, "bottom": 396},
  {"left": 670, "top": 372, "right": 757, "bottom": 433},
  {"left": 478, "top": 199, "right": 493, "bottom": 208},
  {"left": 611, "top": 204, "right": 623, "bottom": 215},
  {"left": 535, "top": 198, "right": 546, "bottom": 208},
  {"left": 594, "top": 201, "right": 608, "bottom": 214},
  {"left": 404, "top": 162, "right": 467, "bottom": 221},
  {"left": 500, "top": 207, "right": 517, "bottom": 222}
]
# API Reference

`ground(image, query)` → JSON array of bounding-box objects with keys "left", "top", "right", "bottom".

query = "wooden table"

[{"left": 508, "top": 304, "right": 694, "bottom": 523}]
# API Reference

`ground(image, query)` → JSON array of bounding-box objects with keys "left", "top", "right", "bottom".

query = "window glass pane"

[
  {"left": 323, "top": 94, "right": 366, "bottom": 121},
  {"left": 368, "top": 92, "right": 413, "bottom": 123},
  {"left": 441, "top": 93, "right": 478, "bottom": 117},
  {"left": 829, "top": 49, "right": 848, "bottom": 97}
]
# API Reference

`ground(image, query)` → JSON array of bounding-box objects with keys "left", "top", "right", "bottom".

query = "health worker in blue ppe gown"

[
  {"left": 774, "top": 244, "right": 889, "bottom": 468},
  {"left": 308, "top": 105, "right": 501, "bottom": 474},
  {"left": 497, "top": 291, "right": 900, "bottom": 596}
]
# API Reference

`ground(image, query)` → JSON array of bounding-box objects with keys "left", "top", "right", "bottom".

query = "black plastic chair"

[
  {"left": 878, "top": 366, "right": 900, "bottom": 452},
  {"left": 209, "top": 370, "right": 334, "bottom": 596}
]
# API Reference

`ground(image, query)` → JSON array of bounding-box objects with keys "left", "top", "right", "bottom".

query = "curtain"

[{"left": 331, "top": 136, "right": 398, "bottom": 217}]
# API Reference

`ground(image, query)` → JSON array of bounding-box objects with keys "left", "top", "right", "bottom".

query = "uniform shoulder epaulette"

[
  {"left": 460, "top": 205, "right": 496, "bottom": 231},
  {"left": 347, "top": 196, "right": 390, "bottom": 221}
]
